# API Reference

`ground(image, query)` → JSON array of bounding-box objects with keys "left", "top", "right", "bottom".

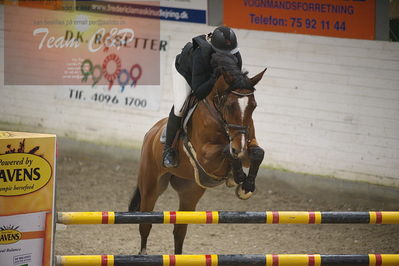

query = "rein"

[{"left": 203, "top": 86, "right": 254, "bottom": 142}]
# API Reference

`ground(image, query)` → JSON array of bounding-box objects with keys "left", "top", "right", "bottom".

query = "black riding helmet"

[{"left": 210, "top": 26, "right": 239, "bottom": 55}]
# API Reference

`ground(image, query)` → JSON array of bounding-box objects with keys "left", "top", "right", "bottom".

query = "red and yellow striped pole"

[
  {"left": 56, "top": 255, "right": 114, "bottom": 266},
  {"left": 369, "top": 254, "right": 399, "bottom": 265},
  {"left": 57, "top": 211, "right": 399, "bottom": 225},
  {"left": 265, "top": 254, "right": 321, "bottom": 265},
  {"left": 163, "top": 254, "right": 218, "bottom": 266},
  {"left": 369, "top": 211, "right": 399, "bottom": 224},
  {"left": 56, "top": 254, "right": 399, "bottom": 266},
  {"left": 58, "top": 212, "right": 116, "bottom": 224},
  {"left": 265, "top": 211, "right": 322, "bottom": 224},
  {"left": 163, "top": 211, "right": 219, "bottom": 224}
]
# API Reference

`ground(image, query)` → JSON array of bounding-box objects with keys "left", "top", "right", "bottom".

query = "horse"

[{"left": 129, "top": 57, "right": 266, "bottom": 255}]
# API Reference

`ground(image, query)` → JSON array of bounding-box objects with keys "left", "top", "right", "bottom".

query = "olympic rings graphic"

[{"left": 80, "top": 56, "right": 143, "bottom": 91}]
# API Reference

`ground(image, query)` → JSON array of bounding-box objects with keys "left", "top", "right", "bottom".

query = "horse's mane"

[{"left": 211, "top": 53, "right": 253, "bottom": 90}]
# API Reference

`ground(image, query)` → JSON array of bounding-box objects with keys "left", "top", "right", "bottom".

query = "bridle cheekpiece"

[{"left": 209, "top": 83, "right": 255, "bottom": 142}]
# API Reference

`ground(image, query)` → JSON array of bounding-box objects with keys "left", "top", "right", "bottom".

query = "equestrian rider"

[{"left": 163, "top": 26, "right": 243, "bottom": 168}]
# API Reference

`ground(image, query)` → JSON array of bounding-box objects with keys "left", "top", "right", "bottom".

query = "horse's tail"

[{"left": 128, "top": 187, "right": 141, "bottom": 212}]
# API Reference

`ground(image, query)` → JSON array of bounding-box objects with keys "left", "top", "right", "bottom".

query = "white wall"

[
  {"left": 241, "top": 29, "right": 399, "bottom": 187},
  {"left": 1, "top": 11, "right": 398, "bottom": 187}
]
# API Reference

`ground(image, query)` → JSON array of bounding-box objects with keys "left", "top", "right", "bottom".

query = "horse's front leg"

[
  {"left": 231, "top": 157, "right": 247, "bottom": 184},
  {"left": 224, "top": 141, "right": 246, "bottom": 187},
  {"left": 236, "top": 145, "right": 265, "bottom": 200}
]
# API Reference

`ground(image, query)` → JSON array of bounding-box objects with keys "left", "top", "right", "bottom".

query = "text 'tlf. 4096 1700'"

[{"left": 69, "top": 89, "right": 147, "bottom": 109}]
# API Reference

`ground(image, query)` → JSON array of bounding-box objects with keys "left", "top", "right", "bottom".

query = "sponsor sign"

[
  {"left": 0, "top": 154, "right": 52, "bottom": 196},
  {"left": 4, "top": 2, "right": 162, "bottom": 111},
  {"left": 17, "top": 0, "right": 64, "bottom": 10},
  {"left": 160, "top": 0, "right": 207, "bottom": 23},
  {"left": 82, "top": 0, "right": 207, "bottom": 24},
  {"left": 4, "top": 3, "right": 160, "bottom": 86},
  {"left": 0, "top": 132, "right": 56, "bottom": 266},
  {"left": 2, "top": 0, "right": 63, "bottom": 9},
  {"left": 224, "top": 0, "right": 375, "bottom": 40}
]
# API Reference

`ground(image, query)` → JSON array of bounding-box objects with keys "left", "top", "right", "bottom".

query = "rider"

[{"left": 162, "top": 26, "right": 243, "bottom": 168}]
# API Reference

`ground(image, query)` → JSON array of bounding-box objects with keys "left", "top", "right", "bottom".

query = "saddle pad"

[
  {"left": 159, "top": 103, "right": 198, "bottom": 144},
  {"left": 183, "top": 103, "right": 198, "bottom": 132},
  {"left": 160, "top": 126, "right": 166, "bottom": 144}
]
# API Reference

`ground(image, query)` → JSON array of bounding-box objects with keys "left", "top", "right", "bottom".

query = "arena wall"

[{"left": 1, "top": 11, "right": 398, "bottom": 187}]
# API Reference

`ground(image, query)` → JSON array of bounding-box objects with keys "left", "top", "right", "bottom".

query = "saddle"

[
  {"left": 160, "top": 95, "right": 197, "bottom": 145},
  {"left": 160, "top": 95, "right": 228, "bottom": 188}
]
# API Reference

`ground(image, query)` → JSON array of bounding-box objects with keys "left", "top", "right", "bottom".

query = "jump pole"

[
  {"left": 56, "top": 254, "right": 399, "bottom": 266},
  {"left": 57, "top": 211, "right": 399, "bottom": 225}
]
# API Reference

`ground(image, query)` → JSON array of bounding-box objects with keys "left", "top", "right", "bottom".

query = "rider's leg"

[
  {"left": 163, "top": 107, "right": 182, "bottom": 168},
  {"left": 162, "top": 64, "right": 191, "bottom": 168}
]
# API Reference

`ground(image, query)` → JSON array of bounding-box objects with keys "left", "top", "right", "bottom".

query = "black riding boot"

[{"left": 163, "top": 107, "right": 182, "bottom": 168}]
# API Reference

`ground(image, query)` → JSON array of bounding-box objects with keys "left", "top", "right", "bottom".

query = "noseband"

[{"left": 203, "top": 86, "right": 254, "bottom": 143}]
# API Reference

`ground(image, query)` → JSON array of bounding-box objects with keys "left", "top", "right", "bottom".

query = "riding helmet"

[{"left": 210, "top": 26, "right": 239, "bottom": 55}]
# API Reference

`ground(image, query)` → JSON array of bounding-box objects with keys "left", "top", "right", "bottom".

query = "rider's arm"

[{"left": 235, "top": 52, "right": 242, "bottom": 70}]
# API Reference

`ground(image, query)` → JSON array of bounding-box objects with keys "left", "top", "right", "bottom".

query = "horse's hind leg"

[
  {"left": 170, "top": 176, "right": 206, "bottom": 254},
  {"left": 138, "top": 173, "right": 170, "bottom": 255}
]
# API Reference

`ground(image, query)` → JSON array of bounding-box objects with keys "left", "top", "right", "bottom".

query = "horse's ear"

[
  {"left": 250, "top": 68, "right": 267, "bottom": 87},
  {"left": 221, "top": 68, "right": 234, "bottom": 85}
]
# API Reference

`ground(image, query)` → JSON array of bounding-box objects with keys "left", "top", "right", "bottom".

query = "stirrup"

[{"left": 163, "top": 147, "right": 178, "bottom": 168}]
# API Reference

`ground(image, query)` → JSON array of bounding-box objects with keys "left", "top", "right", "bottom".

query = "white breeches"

[{"left": 172, "top": 63, "right": 191, "bottom": 117}]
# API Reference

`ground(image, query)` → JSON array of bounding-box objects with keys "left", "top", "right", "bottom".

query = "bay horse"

[{"left": 129, "top": 56, "right": 266, "bottom": 255}]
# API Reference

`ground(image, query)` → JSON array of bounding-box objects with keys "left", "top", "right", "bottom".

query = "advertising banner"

[
  {"left": 2, "top": 0, "right": 208, "bottom": 23},
  {"left": 4, "top": 1, "right": 162, "bottom": 111},
  {"left": 224, "top": 0, "right": 375, "bottom": 40},
  {"left": 86, "top": 0, "right": 208, "bottom": 23},
  {"left": 0, "top": 132, "right": 56, "bottom": 266},
  {"left": 2, "top": 0, "right": 63, "bottom": 9},
  {"left": 17, "top": 0, "right": 64, "bottom": 10},
  {"left": 160, "top": 0, "right": 207, "bottom": 23}
]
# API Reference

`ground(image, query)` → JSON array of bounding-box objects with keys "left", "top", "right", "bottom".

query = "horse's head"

[{"left": 210, "top": 66, "right": 266, "bottom": 159}]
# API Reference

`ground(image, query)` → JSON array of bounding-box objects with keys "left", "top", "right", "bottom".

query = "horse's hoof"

[
  {"left": 235, "top": 184, "right": 253, "bottom": 200},
  {"left": 139, "top": 249, "right": 147, "bottom": 255},
  {"left": 226, "top": 176, "right": 238, "bottom": 187}
]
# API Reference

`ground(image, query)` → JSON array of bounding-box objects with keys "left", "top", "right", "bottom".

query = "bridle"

[{"left": 203, "top": 84, "right": 255, "bottom": 143}]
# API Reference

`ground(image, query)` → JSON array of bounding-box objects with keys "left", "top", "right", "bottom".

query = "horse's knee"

[{"left": 249, "top": 146, "right": 264, "bottom": 163}]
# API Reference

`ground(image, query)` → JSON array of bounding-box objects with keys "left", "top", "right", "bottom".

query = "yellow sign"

[
  {"left": 0, "top": 131, "right": 56, "bottom": 266},
  {"left": 0, "top": 153, "right": 52, "bottom": 196},
  {"left": 0, "top": 229, "right": 22, "bottom": 245}
]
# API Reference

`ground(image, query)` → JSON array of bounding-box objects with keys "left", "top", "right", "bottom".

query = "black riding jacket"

[{"left": 175, "top": 35, "right": 242, "bottom": 100}]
